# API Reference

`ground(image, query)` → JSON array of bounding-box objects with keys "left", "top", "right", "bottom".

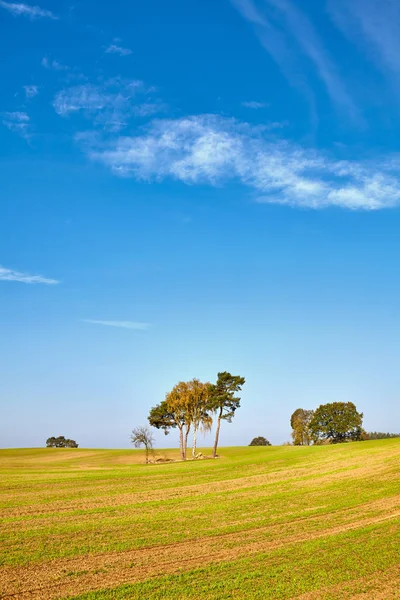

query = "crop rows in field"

[{"left": 1, "top": 441, "right": 400, "bottom": 599}]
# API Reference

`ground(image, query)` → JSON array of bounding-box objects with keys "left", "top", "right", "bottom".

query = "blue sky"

[{"left": 1, "top": 0, "right": 400, "bottom": 448}]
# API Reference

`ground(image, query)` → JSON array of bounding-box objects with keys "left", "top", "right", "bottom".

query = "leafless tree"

[{"left": 130, "top": 426, "right": 155, "bottom": 464}]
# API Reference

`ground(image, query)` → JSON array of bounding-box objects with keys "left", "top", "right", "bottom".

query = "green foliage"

[
  {"left": 208, "top": 371, "right": 245, "bottom": 457},
  {"left": 46, "top": 436, "right": 78, "bottom": 448},
  {"left": 249, "top": 436, "right": 271, "bottom": 446},
  {"left": 148, "top": 401, "right": 177, "bottom": 435},
  {"left": 309, "top": 402, "right": 364, "bottom": 444},
  {"left": 290, "top": 408, "right": 314, "bottom": 445},
  {"left": 208, "top": 372, "right": 245, "bottom": 423}
]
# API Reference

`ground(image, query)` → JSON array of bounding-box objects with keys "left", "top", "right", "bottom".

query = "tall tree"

[
  {"left": 185, "top": 378, "right": 212, "bottom": 458},
  {"left": 130, "top": 426, "right": 155, "bottom": 464},
  {"left": 148, "top": 398, "right": 187, "bottom": 460},
  {"left": 309, "top": 402, "right": 364, "bottom": 444},
  {"left": 208, "top": 372, "right": 245, "bottom": 458},
  {"left": 290, "top": 409, "right": 314, "bottom": 445},
  {"left": 165, "top": 382, "right": 193, "bottom": 460}
]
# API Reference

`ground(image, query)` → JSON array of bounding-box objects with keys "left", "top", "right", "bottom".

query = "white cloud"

[
  {"left": 83, "top": 320, "right": 150, "bottom": 330},
  {"left": 242, "top": 101, "right": 270, "bottom": 109},
  {"left": 2, "top": 111, "right": 31, "bottom": 138},
  {"left": 0, "top": 266, "right": 59, "bottom": 284},
  {"left": 230, "top": 0, "right": 357, "bottom": 119},
  {"left": 105, "top": 44, "right": 132, "bottom": 56},
  {"left": 53, "top": 80, "right": 164, "bottom": 132},
  {"left": 0, "top": 1, "right": 56, "bottom": 19},
  {"left": 24, "top": 85, "right": 39, "bottom": 98},
  {"left": 84, "top": 114, "right": 400, "bottom": 210}
]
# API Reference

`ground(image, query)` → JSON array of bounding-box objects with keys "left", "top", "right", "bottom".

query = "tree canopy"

[
  {"left": 290, "top": 408, "right": 314, "bottom": 445},
  {"left": 249, "top": 436, "right": 271, "bottom": 446},
  {"left": 148, "top": 400, "right": 177, "bottom": 435},
  {"left": 46, "top": 436, "right": 78, "bottom": 448},
  {"left": 208, "top": 371, "right": 245, "bottom": 458},
  {"left": 309, "top": 402, "right": 364, "bottom": 444}
]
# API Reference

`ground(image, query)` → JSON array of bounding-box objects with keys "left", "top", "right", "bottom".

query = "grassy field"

[{"left": 1, "top": 441, "right": 400, "bottom": 599}]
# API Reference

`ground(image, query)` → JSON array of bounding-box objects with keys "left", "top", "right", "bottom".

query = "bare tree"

[{"left": 130, "top": 426, "right": 155, "bottom": 464}]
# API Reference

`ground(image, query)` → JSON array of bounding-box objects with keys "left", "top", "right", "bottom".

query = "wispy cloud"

[
  {"left": 105, "top": 44, "right": 132, "bottom": 57},
  {"left": 83, "top": 320, "right": 150, "bottom": 330},
  {"left": 41, "top": 57, "right": 68, "bottom": 71},
  {"left": 242, "top": 100, "right": 270, "bottom": 109},
  {"left": 2, "top": 111, "right": 31, "bottom": 138},
  {"left": 133, "top": 102, "right": 167, "bottom": 117},
  {"left": 84, "top": 113, "right": 400, "bottom": 210},
  {"left": 0, "top": 266, "right": 59, "bottom": 284},
  {"left": 53, "top": 79, "right": 165, "bottom": 132},
  {"left": 24, "top": 85, "right": 39, "bottom": 98},
  {"left": 327, "top": 0, "right": 400, "bottom": 83},
  {"left": 0, "top": 1, "right": 56, "bottom": 19},
  {"left": 230, "top": 0, "right": 267, "bottom": 25},
  {"left": 230, "top": 0, "right": 357, "bottom": 119}
]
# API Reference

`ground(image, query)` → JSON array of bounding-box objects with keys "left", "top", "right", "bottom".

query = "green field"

[{"left": 1, "top": 441, "right": 400, "bottom": 599}]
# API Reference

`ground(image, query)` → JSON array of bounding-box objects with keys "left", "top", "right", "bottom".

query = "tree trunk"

[
  {"left": 184, "top": 425, "right": 190, "bottom": 460},
  {"left": 192, "top": 425, "right": 198, "bottom": 458},
  {"left": 178, "top": 425, "right": 184, "bottom": 460},
  {"left": 212, "top": 410, "right": 222, "bottom": 458}
]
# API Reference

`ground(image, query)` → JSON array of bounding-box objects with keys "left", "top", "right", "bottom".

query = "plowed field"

[{"left": 1, "top": 441, "right": 399, "bottom": 599}]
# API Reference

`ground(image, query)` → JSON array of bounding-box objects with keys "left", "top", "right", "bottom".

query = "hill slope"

[{"left": 1, "top": 441, "right": 400, "bottom": 599}]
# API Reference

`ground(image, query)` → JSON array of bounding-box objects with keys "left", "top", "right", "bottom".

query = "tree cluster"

[
  {"left": 46, "top": 436, "right": 78, "bottom": 448},
  {"left": 131, "top": 377, "right": 371, "bottom": 462},
  {"left": 290, "top": 402, "right": 364, "bottom": 445},
  {"left": 147, "top": 372, "right": 245, "bottom": 459},
  {"left": 366, "top": 432, "right": 400, "bottom": 440}
]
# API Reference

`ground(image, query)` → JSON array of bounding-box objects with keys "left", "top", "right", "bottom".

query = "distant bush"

[
  {"left": 249, "top": 436, "right": 271, "bottom": 446},
  {"left": 366, "top": 432, "right": 400, "bottom": 440},
  {"left": 46, "top": 436, "right": 79, "bottom": 448}
]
